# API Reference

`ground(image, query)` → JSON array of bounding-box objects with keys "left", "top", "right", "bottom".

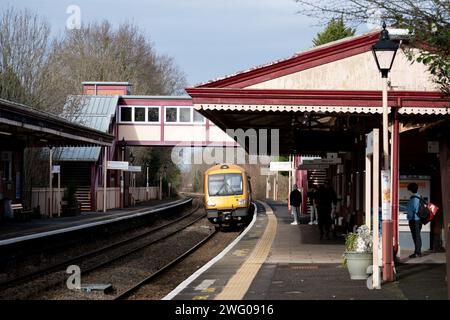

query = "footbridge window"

[
  {"left": 164, "top": 106, "right": 205, "bottom": 124},
  {"left": 119, "top": 106, "right": 161, "bottom": 123}
]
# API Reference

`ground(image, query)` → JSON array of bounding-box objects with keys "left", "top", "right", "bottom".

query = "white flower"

[{"left": 354, "top": 225, "right": 372, "bottom": 252}]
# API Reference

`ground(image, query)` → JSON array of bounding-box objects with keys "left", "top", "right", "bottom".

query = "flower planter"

[{"left": 344, "top": 252, "right": 372, "bottom": 280}]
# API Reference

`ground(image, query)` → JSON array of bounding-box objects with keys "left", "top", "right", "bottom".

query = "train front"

[{"left": 203, "top": 164, "right": 251, "bottom": 227}]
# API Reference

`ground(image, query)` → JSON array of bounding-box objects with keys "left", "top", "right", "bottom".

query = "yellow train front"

[{"left": 203, "top": 164, "right": 253, "bottom": 227}]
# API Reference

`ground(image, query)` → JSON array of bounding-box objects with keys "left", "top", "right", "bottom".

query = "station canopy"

[
  {"left": 0, "top": 98, "right": 114, "bottom": 148},
  {"left": 187, "top": 31, "right": 449, "bottom": 155}
]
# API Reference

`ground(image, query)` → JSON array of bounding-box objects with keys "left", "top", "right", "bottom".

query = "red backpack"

[{"left": 411, "top": 196, "right": 439, "bottom": 225}]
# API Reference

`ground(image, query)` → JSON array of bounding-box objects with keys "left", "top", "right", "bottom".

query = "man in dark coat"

[
  {"left": 288, "top": 184, "right": 302, "bottom": 225},
  {"left": 314, "top": 181, "right": 337, "bottom": 239}
]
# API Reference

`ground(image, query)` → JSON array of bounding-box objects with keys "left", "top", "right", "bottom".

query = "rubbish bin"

[{"left": 3, "top": 198, "right": 13, "bottom": 219}]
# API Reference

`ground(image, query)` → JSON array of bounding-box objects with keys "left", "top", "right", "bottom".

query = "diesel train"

[{"left": 203, "top": 164, "right": 254, "bottom": 227}]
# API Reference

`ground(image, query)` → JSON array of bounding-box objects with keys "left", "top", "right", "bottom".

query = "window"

[
  {"left": 148, "top": 107, "right": 159, "bottom": 122},
  {"left": 134, "top": 107, "right": 146, "bottom": 122},
  {"left": 179, "top": 107, "right": 191, "bottom": 122},
  {"left": 166, "top": 107, "right": 177, "bottom": 122},
  {"left": 120, "top": 107, "right": 132, "bottom": 122},
  {"left": 208, "top": 173, "right": 243, "bottom": 196},
  {"left": 193, "top": 111, "right": 205, "bottom": 123}
]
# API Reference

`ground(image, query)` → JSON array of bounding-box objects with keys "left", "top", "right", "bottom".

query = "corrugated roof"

[
  {"left": 53, "top": 146, "right": 101, "bottom": 162},
  {"left": 56, "top": 95, "right": 118, "bottom": 162}
]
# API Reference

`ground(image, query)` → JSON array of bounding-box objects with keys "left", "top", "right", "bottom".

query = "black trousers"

[
  {"left": 409, "top": 220, "right": 422, "bottom": 255},
  {"left": 317, "top": 206, "right": 332, "bottom": 238}
]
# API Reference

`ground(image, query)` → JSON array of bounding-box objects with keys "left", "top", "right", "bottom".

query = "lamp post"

[
  {"left": 129, "top": 152, "right": 135, "bottom": 188},
  {"left": 119, "top": 137, "right": 126, "bottom": 209},
  {"left": 48, "top": 145, "right": 53, "bottom": 218},
  {"left": 372, "top": 22, "right": 399, "bottom": 282},
  {"left": 128, "top": 152, "right": 135, "bottom": 205},
  {"left": 145, "top": 160, "right": 150, "bottom": 201},
  {"left": 159, "top": 165, "right": 167, "bottom": 201}
]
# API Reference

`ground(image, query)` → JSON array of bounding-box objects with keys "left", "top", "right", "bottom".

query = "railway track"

[
  {"left": 114, "top": 228, "right": 218, "bottom": 300},
  {"left": 0, "top": 199, "right": 207, "bottom": 299}
]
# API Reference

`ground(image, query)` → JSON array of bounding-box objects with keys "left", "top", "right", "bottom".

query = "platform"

[
  {"left": 166, "top": 201, "right": 447, "bottom": 300},
  {"left": 0, "top": 198, "right": 190, "bottom": 246}
]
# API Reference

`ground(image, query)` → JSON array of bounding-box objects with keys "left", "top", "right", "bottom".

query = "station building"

[{"left": 186, "top": 30, "right": 449, "bottom": 259}]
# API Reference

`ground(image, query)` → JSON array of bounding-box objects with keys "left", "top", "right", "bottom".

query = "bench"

[{"left": 11, "top": 203, "right": 32, "bottom": 222}]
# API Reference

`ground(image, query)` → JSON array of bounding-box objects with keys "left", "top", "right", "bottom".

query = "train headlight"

[
  {"left": 207, "top": 199, "right": 216, "bottom": 206},
  {"left": 237, "top": 198, "right": 247, "bottom": 206}
]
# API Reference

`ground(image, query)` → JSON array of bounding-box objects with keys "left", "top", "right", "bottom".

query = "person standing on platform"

[
  {"left": 406, "top": 182, "right": 422, "bottom": 258},
  {"left": 315, "top": 180, "right": 337, "bottom": 239},
  {"left": 288, "top": 184, "right": 302, "bottom": 225},
  {"left": 308, "top": 186, "right": 318, "bottom": 225}
]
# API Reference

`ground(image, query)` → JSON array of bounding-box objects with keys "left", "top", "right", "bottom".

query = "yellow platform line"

[{"left": 215, "top": 202, "right": 277, "bottom": 300}]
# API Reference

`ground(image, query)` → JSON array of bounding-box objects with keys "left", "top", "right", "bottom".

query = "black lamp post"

[
  {"left": 129, "top": 152, "right": 135, "bottom": 165},
  {"left": 119, "top": 137, "right": 126, "bottom": 208},
  {"left": 372, "top": 22, "right": 399, "bottom": 79},
  {"left": 145, "top": 160, "right": 150, "bottom": 200},
  {"left": 371, "top": 22, "right": 399, "bottom": 284}
]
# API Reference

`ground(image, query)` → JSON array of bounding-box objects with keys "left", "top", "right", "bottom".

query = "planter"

[
  {"left": 344, "top": 252, "right": 372, "bottom": 280},
  {"left": 61, "top": 205, "right": 81, "bottom": 217}
]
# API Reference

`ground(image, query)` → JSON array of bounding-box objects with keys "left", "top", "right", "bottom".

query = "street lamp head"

[
  {"left": 372, "top": 22, "right": 399, "bottom": 78},
  {"left": 119, "top": 137, "right": 127, "bottom": 151}
]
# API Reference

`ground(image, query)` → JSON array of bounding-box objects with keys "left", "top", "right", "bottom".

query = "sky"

[{"left": 0, "top": 0, "right": 366, "bottom": 87}]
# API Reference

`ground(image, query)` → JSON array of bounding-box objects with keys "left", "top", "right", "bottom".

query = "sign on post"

[
  {"left": 52, "top": 165, "right": 60, "bottom": 174},
  {"left": 127, "top": 166, "right": 142, "bottom": 172},
  {"left": 269, "top": 161, "right": 291, "bottom": 171},
  {"left": 107, "top": 161, "right": 129, "bottom": 170}
]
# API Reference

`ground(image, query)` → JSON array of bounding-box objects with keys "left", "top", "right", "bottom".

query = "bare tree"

[
  {"left": 0, "top": 7, "right": 50, "bottom": 107},
  {"left": 46, "top": 21, "right": 187, "bottom": 104}
]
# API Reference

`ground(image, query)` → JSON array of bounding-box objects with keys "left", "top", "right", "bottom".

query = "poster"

[{"left": 381, "top": 170, "right": 391, "bottom": 220}]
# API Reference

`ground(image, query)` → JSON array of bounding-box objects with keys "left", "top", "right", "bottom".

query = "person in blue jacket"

[{"left": 406, "top": 183, "right": 422, "bottom": 258}]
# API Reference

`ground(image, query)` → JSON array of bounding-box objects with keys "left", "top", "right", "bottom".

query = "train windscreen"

[{"left": 208, "top": 173, "right": 243, "bottom": 196}]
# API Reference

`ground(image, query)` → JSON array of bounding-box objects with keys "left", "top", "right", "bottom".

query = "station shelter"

[
  {"left": 185, "top": 30, "right": 450, "bottom": 262},
  {"left": 0, "top": 98, "right": 114, "bottom": 218}
]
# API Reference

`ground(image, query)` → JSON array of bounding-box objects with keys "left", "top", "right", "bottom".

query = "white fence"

[
  {"left": 96, "top": 187, "right": 120, "bottom": 212},
  {"left": 31, "top": 188, "right": 66, "bottom": 216},
  {"left": 95, "top": 187, "right": 159, "bottom": 211},
  {"left": 31, "top": 187, "right": 160, "bottom": 214},
  {"left": 129, "top": 187, "right": 159, "bottom": 204}
]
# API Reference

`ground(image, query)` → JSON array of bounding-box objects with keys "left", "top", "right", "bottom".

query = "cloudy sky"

[{"left": 1, "top": 0, "right": 363, "bottom": 87}]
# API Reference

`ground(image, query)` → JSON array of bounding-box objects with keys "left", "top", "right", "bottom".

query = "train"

[{"left": 203, "top": 164, "right": 254, "bottom": 227}]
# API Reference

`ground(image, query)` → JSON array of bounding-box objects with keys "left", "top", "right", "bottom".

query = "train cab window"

[{"left": 208, "top": 173, "right": 243, "bottom": 196}]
